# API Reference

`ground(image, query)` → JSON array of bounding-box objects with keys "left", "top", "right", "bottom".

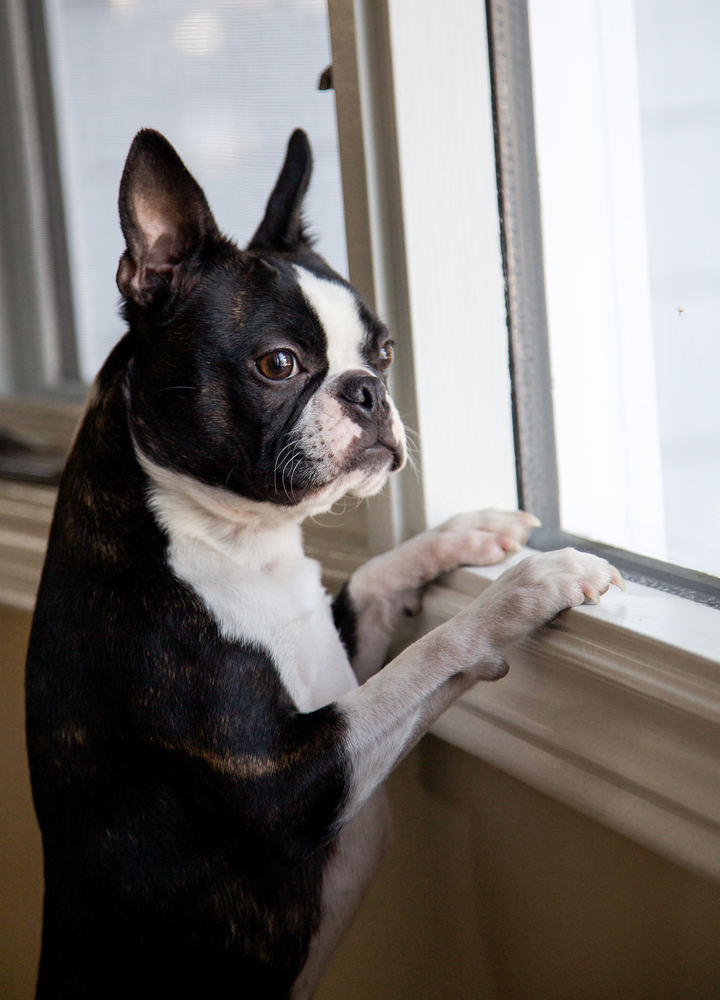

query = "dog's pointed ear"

[
  {"left": 248, "top": 129, "right": 313, "bottom": 253},
  {"left": 117, "top": 129, "right": 220, "bottom": 308}
]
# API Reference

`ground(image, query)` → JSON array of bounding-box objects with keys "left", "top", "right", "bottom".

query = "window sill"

[{"left": 417, "top": 550, "right": 720, "bottom": 886}]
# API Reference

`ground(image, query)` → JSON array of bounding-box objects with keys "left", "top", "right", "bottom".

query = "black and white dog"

[{"left": 26, "top": 129, "right": 623, "bottom": 999}]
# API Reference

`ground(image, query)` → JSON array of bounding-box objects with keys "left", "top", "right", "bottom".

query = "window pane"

[
  {"left": 44, "top": 0, "right": 346, "bottom": 383},
  {"left": 528, "top": 0, "right": 720, "bottom": 577}
]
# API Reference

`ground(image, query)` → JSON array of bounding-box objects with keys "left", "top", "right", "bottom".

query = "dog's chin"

[
  {"left": 266, "top": 444, "right": 398, "bottom": 516},
  {"left": 304, "top": 466, "right": 391, "bottom": 516}
]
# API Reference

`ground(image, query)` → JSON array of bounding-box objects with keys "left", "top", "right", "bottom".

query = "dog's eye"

[
  {"left": 378, "top": 341, "right": 394, "bottom": 372},
  {"left": 256, "top": 350, "right": 298, "bottom": 381}
]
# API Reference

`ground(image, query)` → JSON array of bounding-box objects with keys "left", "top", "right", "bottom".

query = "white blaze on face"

[
  {"left": 294, "top": 266, "right": 368, "bottom": 375},
  {"left": 290, "top": 265, "right": 405, "bottom": 504}
]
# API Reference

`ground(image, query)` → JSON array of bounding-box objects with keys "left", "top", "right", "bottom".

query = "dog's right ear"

[
  {"left": 248, "top": 130, "right": 313, "bottom": 253},
  {"left": 117, "top": 129, "right": 220, "bottom": 310}
]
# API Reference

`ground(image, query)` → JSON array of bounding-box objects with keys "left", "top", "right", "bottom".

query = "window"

[
  {"left": 529, "top": 0, "right": 720, "bottom": 583},
  {"left": 0, "top": 0, "right": 346, "bottom": 390},
  {"left": 484, "top": 0, "right": 720, "bottom": 605}
]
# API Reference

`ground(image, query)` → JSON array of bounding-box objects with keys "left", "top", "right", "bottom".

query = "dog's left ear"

[
  {"left": 117, "top": 129, "right": 220, "bottom": 309},
  {"left": 248, "top": 129, "right": 313, "bottom": 253}
]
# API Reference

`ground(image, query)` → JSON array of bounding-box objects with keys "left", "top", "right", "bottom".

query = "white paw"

[
  {"left": 430, "top": 509, "right": 541, "bottom": 570},
  {"left": 477, "top": 547, "right": 625, "bottom": 651}
]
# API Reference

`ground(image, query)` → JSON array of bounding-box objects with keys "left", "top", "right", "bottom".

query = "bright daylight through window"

[
  {"left": 43, "top": 0, "right": 346, "bottom": 383},
  {"left": 528, "top": 0, "right": 720, "bottom": 578}
]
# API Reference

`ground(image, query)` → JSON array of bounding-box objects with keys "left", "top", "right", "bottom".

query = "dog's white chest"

[
  {"left": 166, "top": 533, "right": 358, "bottom": 713},
  {"left": 142, "top": 466, "right": 359, "bottom": 712}
]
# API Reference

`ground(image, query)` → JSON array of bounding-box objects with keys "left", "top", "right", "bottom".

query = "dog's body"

[{"left": 26, "top": 130, "right": 622, "bottom": 999}]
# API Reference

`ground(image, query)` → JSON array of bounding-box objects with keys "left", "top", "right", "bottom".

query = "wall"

[
  {"left": 4, "top": 604, "right": 720, "bottom": 999},
  {"left": 0, "top": 607, "right": 43, "bottom": 1000}
]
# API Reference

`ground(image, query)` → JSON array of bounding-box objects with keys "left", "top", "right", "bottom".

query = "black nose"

[{"left": 338, "top": 373, "right": 388, "bottom": 419}]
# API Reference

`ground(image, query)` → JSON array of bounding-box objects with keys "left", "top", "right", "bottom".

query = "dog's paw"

[
  {"left": 430, "top": 509, "right": 541, "bottom": 570},
  {"left": 477, "top": 547, "right": 625, "bottom": 650}
]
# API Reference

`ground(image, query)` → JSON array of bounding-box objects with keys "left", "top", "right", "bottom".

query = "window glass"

[
  {"left": 528, "top": 0, "right": 720, "bottom": 577},
  {"left": 44, "top": 0, "right": 346, "bottom": 383}
]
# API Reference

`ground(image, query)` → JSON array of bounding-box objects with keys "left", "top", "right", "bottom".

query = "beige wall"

[
  {"left": 320, "top": 739, "right": 720, "bottom": 999},
  {"left": 4, "top": 604, "right": 720, "bottom": 999},
  {"left": 0, "top": 607, "right": 43, "bottom": 1000}
]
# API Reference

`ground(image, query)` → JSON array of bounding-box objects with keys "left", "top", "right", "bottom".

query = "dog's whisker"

[
  {"left": 288, "top": 453, "right": 304, "bottom": 504},
  {"left": 281, "top": 446, "right": 300, "bottom": 503},
  {"left": 274, "top": 441, "right": 296, "bottom": 493},
  {"left": 277, "top": 443, "right": 297, "bottom": 498},
  {"left": 404, "top": 450, "right": 420, "bottom": 474}
]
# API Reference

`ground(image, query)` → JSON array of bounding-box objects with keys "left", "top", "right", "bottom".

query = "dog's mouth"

[
  {"left": 363, "top": 441, "right": 403, "bottom": 473},
  {"left": 264, "top": 434, "right": 402, "bottom": 507}
]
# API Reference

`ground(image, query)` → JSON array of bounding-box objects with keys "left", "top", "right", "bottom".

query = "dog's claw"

[
  {"left": 522, "top": 513, "right": 542, "bottom": 528},
  {"left": 581, "top": 586, "right": 600, "bottom": 606}
]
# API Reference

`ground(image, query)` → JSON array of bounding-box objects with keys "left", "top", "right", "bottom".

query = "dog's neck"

[{"left": 137, "top": 450, "right": 308, "bottom": 572}]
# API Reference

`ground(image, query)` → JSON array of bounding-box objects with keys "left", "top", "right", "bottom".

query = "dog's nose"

[{"left": 338, "top": 373, "right": 388, "bottom": 419}]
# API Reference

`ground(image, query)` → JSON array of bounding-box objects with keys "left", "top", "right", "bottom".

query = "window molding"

[
  {"left": 330, "top": 0, "right": 519, "bottom": 541},
  {"left": 0, "top": 396, "right": 81, "bottom": 607},
  {"left": 328, "top": 0, "right": 426, "bottom": 553}
]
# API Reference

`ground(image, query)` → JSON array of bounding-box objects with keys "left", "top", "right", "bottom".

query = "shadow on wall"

[{"left": 3, "top": 604, "right": 720, "bottom": 1000}]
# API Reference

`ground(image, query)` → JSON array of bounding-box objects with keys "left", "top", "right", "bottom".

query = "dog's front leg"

[
  {"left": 335, "top": 548, "right": 624, "bottom": 823},
  {"left": 334, "top": 509, "right": 540, "bottom": 683}
]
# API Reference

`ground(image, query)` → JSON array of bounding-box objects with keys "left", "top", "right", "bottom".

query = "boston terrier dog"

[{"left": 25, "top": 129, "right": 623, "bottom": 999}]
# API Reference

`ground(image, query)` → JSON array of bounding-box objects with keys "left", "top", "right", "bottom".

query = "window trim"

[
  {"left": 335, "top": 0, "right": 520, "bottom": 533},
  {"left": 328, "top": 0, "right": 427, "bottom": 553}
]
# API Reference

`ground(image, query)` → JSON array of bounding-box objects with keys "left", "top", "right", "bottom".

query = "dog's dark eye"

[
  {"left": 378, "top": 341, "right": 394, "bottom": 372},
  {"left": 256, "top": 350, "right": 298, "bottom": 381}
]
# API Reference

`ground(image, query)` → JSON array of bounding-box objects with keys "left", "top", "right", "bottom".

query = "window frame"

[{"left": 0, "top": 0, "right": 80, "bottom": 398}]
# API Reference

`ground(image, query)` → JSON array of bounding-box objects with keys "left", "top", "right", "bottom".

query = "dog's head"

[{"left": 116, "top": 129, "right": 405, "bottom": 515}]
